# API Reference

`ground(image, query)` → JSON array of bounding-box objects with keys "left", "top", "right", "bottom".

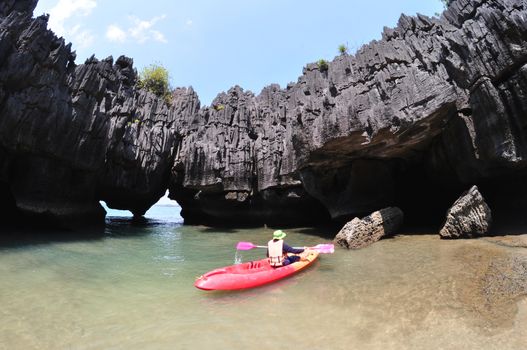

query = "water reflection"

[{"left": 1, "top": 217, "right": 527, "bottom": 349}]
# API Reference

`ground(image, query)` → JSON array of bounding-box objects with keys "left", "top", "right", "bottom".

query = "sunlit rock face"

[
  {"left": 70, "top": 56, "right": 179, "bottom": 217},
  {"left": 289, "top": 0, "right": 527, "bottom": 226},
  {"left": 169, "top": 0, "right": 527, "bottom": 227},
  {"left": 0, "top": 3, "right": 176, "bottom": 228},
  {"left": 3, "top": 0, "right": 527, "bottom": 229},
  {"left": 334, "top": 207, "right": 404, "bottom": 249},
  {"left": 168, "top": 86, "right": 331, "bottom": 226},
  {"left": 440, "top": 186, "right": 492, "bottom": 239}
]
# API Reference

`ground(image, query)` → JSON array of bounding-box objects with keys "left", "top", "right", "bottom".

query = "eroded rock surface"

[
  {"left": 168, "top": 86, "right": 330, "bottom": 225},
  {"left": 334, "top": 207, "right": 403, "bottom": 249},
  {"left": 168, "top": 0, "right": 527, "bottom": 227},
  {"left": 0, "top": 0, "right": 37, "bottom": 17},
  {"left": 440, "top": 185, "right": 492, "bottom": 238},
  {"left": 3, "top": 0, "right": 527, "bottom": 229},
  {"left": 0, "top": 3, "right": 176, "bottom": 228}
]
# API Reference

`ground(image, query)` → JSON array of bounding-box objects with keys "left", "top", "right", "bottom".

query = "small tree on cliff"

[
  {"left": 138, "top": 63, "right": 173, "bottom": 105},
  {"left": 317, "top": 59, "right": 329, "bottom": 71}
]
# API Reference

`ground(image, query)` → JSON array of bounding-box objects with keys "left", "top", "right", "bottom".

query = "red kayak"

[{"left": 194, "top": 250, "right": 319, "bottom": 291}]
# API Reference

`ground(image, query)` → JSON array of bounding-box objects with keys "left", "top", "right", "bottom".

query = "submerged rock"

[
  {"left": 452, "top": 243, "right": 527, "bottom": 329},
  {"left": 334, "top": 207, "right": 404, "bottom": 249},
  {"left": 439, "top": 185, "right": 492, "bottom": 238}
]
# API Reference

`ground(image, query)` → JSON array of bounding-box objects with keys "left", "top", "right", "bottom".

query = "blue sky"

[{"left": 34, "top": 0, "right": 444, "bottom": 106}]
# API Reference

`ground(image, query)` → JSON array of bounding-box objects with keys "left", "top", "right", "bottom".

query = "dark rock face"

[
  {"left": 291, "top": 0, "right": 527, "bottom": 224},
  {"left": 0, "top": 0, "right": 37, "bottom": 17},
  {"left": 70, "top": 56, "right": 178, "bottom": 216},
  {"left": 0, "top": 7, "right": 176, "bottom": 228},
  {"left": 3, "top": 0, "right": 527, "bottom": 230},
  {"left": 0, "top": 8, "right": 91, "bottom": 227},
  {"left": 440, "top": 185, "right": 492, "bottom": 238},
  {"left": 169, "top": 0, "right": 527, "bottom": 227},
  {"left": 334, "top": 207, "right": 404, "bottom": 249},
  {"left": 169, "top": 86, "right": 330, "bottom": 226}
]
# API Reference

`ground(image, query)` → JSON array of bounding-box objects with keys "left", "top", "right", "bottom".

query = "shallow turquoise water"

[{"left": 1, "top": 205, "right": 526, "bottom": 349}]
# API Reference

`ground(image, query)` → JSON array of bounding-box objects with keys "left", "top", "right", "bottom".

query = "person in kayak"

[{"left": 267, "top": 230, "right": 307, "bottom": 267}]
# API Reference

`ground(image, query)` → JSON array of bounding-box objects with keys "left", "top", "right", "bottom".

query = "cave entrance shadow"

[
  {"left": 396, "top": 222, "right": 442, "bottom": 236},
  {"left": 293, "top": 224, "right": 341, "bottom": 240},
  {"left": 363, "top": 208, "right": 440, "bottom": 246},
  {"left": 0, "top": 226, "right": 105, "bottom": 248},
  {"left": 0, "top": 215, "right": 185, "bottom": 248}
]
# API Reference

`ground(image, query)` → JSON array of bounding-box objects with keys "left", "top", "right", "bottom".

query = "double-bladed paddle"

[{"left": 236, "top": 241, "right": 335, "bottom": 254}]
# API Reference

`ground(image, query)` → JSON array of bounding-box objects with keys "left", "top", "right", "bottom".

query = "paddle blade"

[
  {"left": 312, "top": 243, "right": 335, "bottom": 254},
  {"left": 236, "top": 241, "right": 257, "bottom": 250}
]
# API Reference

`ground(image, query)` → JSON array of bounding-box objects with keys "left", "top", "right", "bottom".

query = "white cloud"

[
  {"left": 69, "top": 24, "right": 95, "bottom": 48},
  {"left": 48, "top": 0, "right": 97, "bottom": 37},
  {"left": 106, "top": 24, "right": 127, "bottom": 43},
  {"left": 151, "top": 30, "right": 168, "bottom": 43},
  {"left": 186, "top": 19, "right": 193, "bottom": 27},
  {"left": 129, "top": 15, "right": 168, "bottom": 44},
  {"left": 104, "top": 15, "right": 168, "bottom": 44}
]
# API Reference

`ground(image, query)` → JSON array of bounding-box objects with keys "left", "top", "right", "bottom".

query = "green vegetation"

[
  {"left": 138, "top": 63, "right": 173, "bottom": 105},
  {"left": 317, "top": 59, "right": 329, "bottom": 71},
  {"left": 213, "top": 104, "right": 225, "bottom": 111},
  {"left": 338, "top": 44, "right": 348, "bottom": 55},
  {"left": 126, "top": 119, "right": 141, "bottom": 127}
]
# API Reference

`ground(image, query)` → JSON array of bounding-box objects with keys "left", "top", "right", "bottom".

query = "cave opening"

[{"left": 100, "top": 190, "right": 183, "bottom": 224}]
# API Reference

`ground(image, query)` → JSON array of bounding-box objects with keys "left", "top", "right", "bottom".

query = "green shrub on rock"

[
  {"left": 317, "top": 59, "right": 329, "bottom": 71},
  {"left": 138, "top": 63, "right": 173, "bottom": 105}
]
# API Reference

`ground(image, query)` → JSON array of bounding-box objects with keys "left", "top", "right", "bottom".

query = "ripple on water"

[{"left": 0, "top": 225, "right": 526, "bottom": 349}]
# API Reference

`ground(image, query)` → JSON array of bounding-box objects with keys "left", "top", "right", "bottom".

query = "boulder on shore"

[
  {"left": 439, "top": 185, "right": 492, "bottom": 239},
  {"left": 334, "top": 207, "right": 404, "bottom": 249}
]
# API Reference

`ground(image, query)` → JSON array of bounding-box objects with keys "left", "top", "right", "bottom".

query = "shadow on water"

[
  {"left": 0, "top": 226, "right": 105, "bottom": 248},
  {"left": 195, "top": 226, "right": 240, "bottom": 234},
  {"left": 293, "top": 224, "right": 341, "bottom": 239},
  {"left": 0, "top": 215, "right": 184, "bottom": 248},
  {"left": 0, "top": 220, "right": 338, "bottom": 249}
]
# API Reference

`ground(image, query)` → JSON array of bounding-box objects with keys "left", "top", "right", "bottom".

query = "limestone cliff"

[
  {"left": 2, "top": 0, "right": 527, "bottom": 229},
  {"left": 170, "top": 0, "right": 527, "bottom": 227},
  {"left": 0, "top": 3, "right": 176, "bottom": 228},
  {"left": 168, "top": 86, "right": 329, "bottom": 226}
]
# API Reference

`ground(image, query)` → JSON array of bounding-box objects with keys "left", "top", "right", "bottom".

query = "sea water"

[{"left": 0, "top": 205, "right": 526, "bottom": 349}]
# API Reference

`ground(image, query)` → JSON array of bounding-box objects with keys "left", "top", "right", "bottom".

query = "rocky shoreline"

[{"left": 2, "top": 0, "right": 527, "bottom": 235}]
